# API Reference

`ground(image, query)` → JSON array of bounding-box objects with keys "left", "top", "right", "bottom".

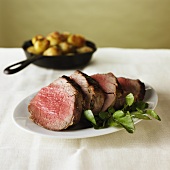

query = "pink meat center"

[{"left": 31, "top": 86, "right": 74, "bottom": 127}]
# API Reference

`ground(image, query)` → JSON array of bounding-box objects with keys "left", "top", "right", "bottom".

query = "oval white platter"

[{"left": 13, "top": 84, "right": 158, "bottom": 139}]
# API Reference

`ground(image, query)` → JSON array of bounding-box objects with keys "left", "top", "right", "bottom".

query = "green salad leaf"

[
  {"left": 146, "top": 109, "right": 161, "bottom": 121},
  {"left": 84, "top": 93, "right": 161, "bottom": 133},
  {"left": 125, "top": 93, "right": 134, "bottom": 106},
  {"left": 84, "top": 110, "right": 97, "bottom": 125},
  {"left": 115, "top": 114, "right": 135, "bottom": 133}
]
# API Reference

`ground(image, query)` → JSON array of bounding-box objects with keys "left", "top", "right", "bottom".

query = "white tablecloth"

[{"left": 0, "top": 47, "right": 170, "bottom": 170}]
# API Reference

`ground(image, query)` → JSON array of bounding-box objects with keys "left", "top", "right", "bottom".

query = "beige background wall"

[{"left": 0, "top": 0, "right": 170, "bottom": 48}]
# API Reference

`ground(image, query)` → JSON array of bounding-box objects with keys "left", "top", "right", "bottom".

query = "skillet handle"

[{"left": 3, "top": 56, "right": 43, "bottom": 75}]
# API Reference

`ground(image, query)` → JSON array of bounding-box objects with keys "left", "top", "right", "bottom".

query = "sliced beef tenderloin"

[
  {"left": 28, "top": 76, "right": 84, "bottom": 131},
  {"left": 91, "top": 72, "right": 118, "bottom": 111},
  {"left": 70, "top": 70, "right": 105, "bottom": 115},
  {"left": 114, "top": 77, "right": 146, "bottom": 109}
]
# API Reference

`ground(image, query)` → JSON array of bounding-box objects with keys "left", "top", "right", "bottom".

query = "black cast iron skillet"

[{"left": 4, "top": 40, "right": 96, "bottom": 75}]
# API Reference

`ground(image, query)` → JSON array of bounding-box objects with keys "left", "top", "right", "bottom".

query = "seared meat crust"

[{"left": 70, "top": 70, "right": 105, "bottom": 115}]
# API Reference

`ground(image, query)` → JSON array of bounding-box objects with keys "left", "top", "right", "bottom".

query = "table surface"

[{"left": 0, "top": 47, "right": 170, "bottom": 170}]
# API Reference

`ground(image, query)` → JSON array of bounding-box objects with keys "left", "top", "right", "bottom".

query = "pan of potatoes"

[{"left": 4, "top": 31, "right": 96, "bottom": 74}]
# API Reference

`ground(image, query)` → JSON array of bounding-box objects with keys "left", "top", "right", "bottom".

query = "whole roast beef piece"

[
  {"left": 70, "top": 70, "right": 105, "bottom": 115},
  {"left": 91, "top": 72, "right": 118, "bottom": 111},
  {"left": 28, "top": 76, "right": 84, "bottom": 131},
  {"left": 114, "top": 77, "right": 146, "bottom": 109}
]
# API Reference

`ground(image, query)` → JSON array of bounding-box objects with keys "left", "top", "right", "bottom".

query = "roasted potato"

[
  {"left": 27, "top": 46, "right": 39, "bottom": 55},
  {"left": 67, "top": 34, "right": 85, "bottom": 47},
  {"left": 43, "top": 46, "right": 62, "bottom": 56},
  {"left": 59, "top": 42, "right": 74, "bottom": 54},
  {"left": 46, "top": 31, "right": 65, "bottom": 46},
  {"left": 76, "top": 46, "right": 93, "bottom": 53},
  {"left": 34, "top": 38, "right": 50, "bottom": 54},
  {"left": 32, "top": 35, "right": 44, "bottom": 45},
  {"left": 27, "top": 31, "right": 93, "bottom": 56}
]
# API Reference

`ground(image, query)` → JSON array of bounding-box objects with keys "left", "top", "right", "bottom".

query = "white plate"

[{"left": 13, "top": 84, "right": 158, "bottom": 139}]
